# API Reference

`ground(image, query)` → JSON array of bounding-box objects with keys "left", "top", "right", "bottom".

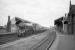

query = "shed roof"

[{"left": 15, "top": 17, "right": 31, "bottom": 23}]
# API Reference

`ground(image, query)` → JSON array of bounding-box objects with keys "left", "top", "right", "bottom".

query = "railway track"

[{"left": 28, "top": 30, "right": 56, "bottom": 50}]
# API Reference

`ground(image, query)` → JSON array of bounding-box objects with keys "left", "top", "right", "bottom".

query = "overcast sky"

[{"left": 0, "top": 0, "right": 75, "bottom": 27}]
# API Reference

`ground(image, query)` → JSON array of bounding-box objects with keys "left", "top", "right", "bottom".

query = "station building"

[{"left": 54, "top": 0, "right": 75, "bottom": 34}]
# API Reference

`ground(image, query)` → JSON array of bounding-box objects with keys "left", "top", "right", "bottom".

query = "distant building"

[{"left": 0, "top": 26, "right": 6, "bottom": 32}]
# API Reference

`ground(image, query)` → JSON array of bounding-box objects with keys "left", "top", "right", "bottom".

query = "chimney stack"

[{"left": 7, "top": 16, "right": 11, "bottom": 32}]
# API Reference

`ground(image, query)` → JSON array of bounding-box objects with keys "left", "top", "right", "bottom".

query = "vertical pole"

[
  {"left": 62, "top": 17, "right": 64, "bottom": 33},
  {"left": 72, "top": 14, "right": 73, "bottom": 34}
]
